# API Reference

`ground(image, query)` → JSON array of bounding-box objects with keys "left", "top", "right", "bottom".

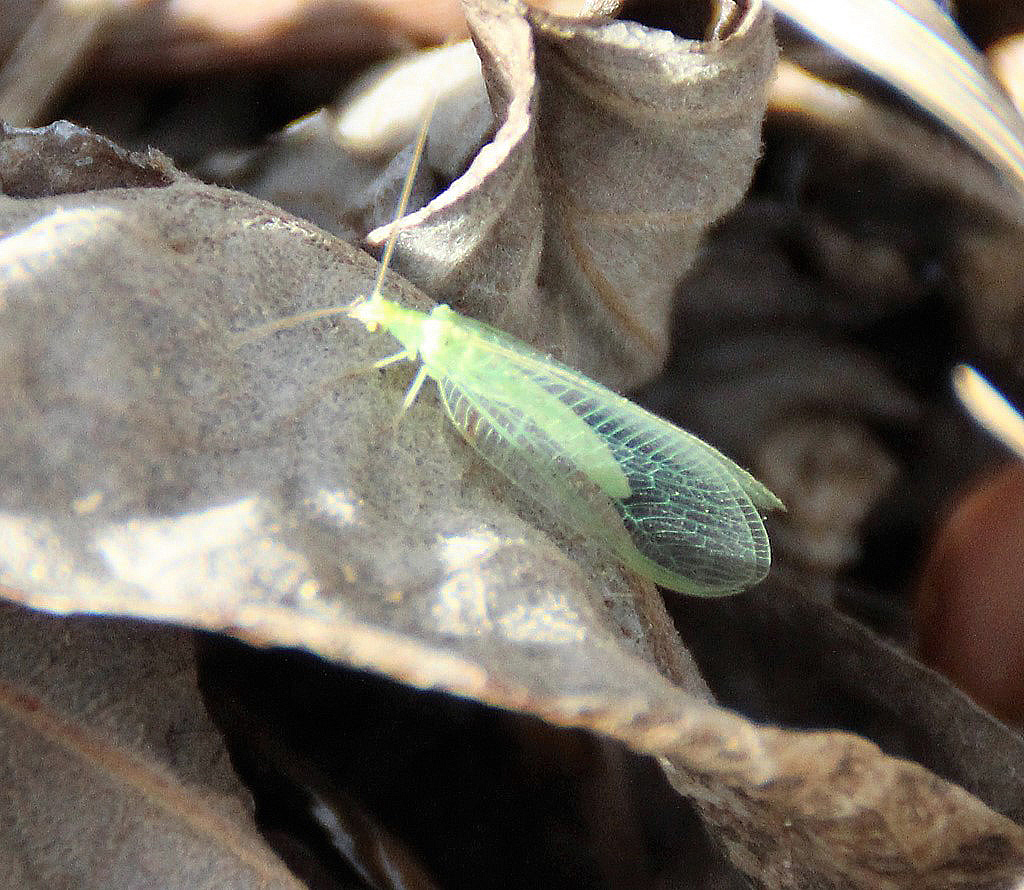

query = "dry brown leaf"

[
  {"left": 0, "top": 603, "right": 304, "bottom": 889},
  {"left": 671, "top": 569, "right": 1024, "bottom": 823}
]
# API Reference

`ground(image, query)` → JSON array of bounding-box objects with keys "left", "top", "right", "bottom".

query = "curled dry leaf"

[
  {"left": 243, "top": 0, "right": 774, "bottom": 390},
  {"left": 0, "top": 603, "right": 304, "bottom": 890},
  {"left": 350, "top": 0, "right": 778, "bottom": 392}
]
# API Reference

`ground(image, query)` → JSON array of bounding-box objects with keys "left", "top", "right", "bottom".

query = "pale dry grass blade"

[
  {"left": 768, "top": 0, "right": 1024, "bottom": 199},
  {"left": 953, "top": 364, "right": 1024, "bottom": 461},
  {"left": 0, "top": 0, "right": 132, "bottom": 126}
]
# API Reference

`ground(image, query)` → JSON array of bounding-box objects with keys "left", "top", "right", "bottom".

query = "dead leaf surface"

[{"left": 0, "top": 603, "right": 304, "bottom": 889}]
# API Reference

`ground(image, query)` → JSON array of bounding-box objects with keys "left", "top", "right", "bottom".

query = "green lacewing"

[{"left": 256, "top": 94, "right": 782, "bottom": 596}]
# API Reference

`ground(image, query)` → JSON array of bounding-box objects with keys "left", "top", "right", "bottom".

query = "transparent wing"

[
  {"left": 443, "top": 311, "right": 784, "bottom": 506},
  {"left": 436, "top": 348, "right": 776, "bottom": 595},
  {"left": 438, "top": 374, "right": 640, "bottom": 562}
]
